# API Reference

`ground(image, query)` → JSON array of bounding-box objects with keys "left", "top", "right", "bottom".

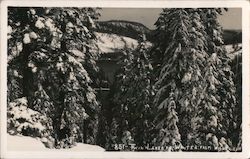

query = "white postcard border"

[{"left": 1, "top": 0, "right": 249, "bottom": 158}]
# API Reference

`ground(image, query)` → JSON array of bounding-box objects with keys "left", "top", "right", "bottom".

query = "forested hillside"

[
  {"left": 96, "top": 20, "right": 242, "bottom": 45},
  {"left": 7, "top": 7, "right": 242, "bottom": 152}
]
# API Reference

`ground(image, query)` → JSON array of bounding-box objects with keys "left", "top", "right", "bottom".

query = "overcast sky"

[{"left": 98, "top": 8, "right": 242, "bottom": 30}]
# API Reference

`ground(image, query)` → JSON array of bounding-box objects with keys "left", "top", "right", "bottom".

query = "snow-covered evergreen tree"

[
  {"left": 198, "top": 9, "right": 239, "bottom": 151},
  {"left": 7, "top": 21, "right": 23, "bottom": 102},
  {"left": 107, "top": 48, "right": 134, "bottom": 150},
  {"left": 8, "top": 8, "right": 30, "bottom": 103},
  {"left": 127, "top": 35, "right": 155, "bottom": 149},
  {"left": 152, "top": 8, "right": 239, "bottom": 151},
  {"left": 7, "top": 97, "right": 53, "bottom": 139},
  {"left": 8, "top": 7, "right": 101, "bottom": 147},
  {"left": 153, "top": 9, "right": 207, "bottom": 150},
  {"left": 230, "top": 51, "right": 242, "bottom": 151},
  {"left": 108, "top": 35, "right": 154, "bottom": 150}
]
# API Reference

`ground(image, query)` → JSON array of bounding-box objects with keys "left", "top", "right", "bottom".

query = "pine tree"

[
  {"left": 7, "top": 63, "right": 22, "bottom": 102},
  {"left": 230, "top": 51, "right": 242, "bottom": 151},
  {"left": 8, "top": 7, "right": 32, "bottom": 103},
  {"left": 108, "top": 35, "right": 154, "bottom": 150},
  {"left": 108, "top": 48, "right": 135, "bottom": 150},
  {"left": 152, "top": 9, "right": 209, "bottom": 150},
  {"left": 198, "top": 9, "right": 239, "bottom": 151},
  {"left": 128, "top": 35, "right": 155, "bottom": 149},
  {"left": 7, "top": 7, "right": 101, "bottom": 147},
  {"left": 152, "top": 8, "right": 239, "bottom": 151}
]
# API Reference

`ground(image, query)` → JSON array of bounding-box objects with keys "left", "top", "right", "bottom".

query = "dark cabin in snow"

[
  {"left": 93, "top": 32, "right": 152, "bottom": 101},
  {"left": 96, "top": 52, "right": 122, "bottom": 84},
  {"left": 95, "top": 52, "right": 122, "bottom": 102}
]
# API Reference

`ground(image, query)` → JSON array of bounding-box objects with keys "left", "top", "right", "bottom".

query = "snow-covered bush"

[{"left": 7, "top": 97, "right": 53, "bottom": 139}]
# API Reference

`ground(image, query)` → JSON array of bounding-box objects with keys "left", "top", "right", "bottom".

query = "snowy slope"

[
  {"left": 224, "top": 43, "right": 242, "bottom": 60},
  {"left": 8, "top": 32, "right": 152, "bottom": 62},
  {"left": 8, "top": 134, "right": 47, "bottom": 151},
  {"left": 225, "top": 43, "right": 242, "bottom": 54},
  {"left": 95, "top": 32, "right": 152, "bottom": 53},
  {"left": 7, "top": 134, "right": 105, "bottom": 151}
]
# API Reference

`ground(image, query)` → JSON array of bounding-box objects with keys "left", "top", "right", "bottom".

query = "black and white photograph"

[{"left": 1, "top": 0, "right": 250, "bottom": 158}]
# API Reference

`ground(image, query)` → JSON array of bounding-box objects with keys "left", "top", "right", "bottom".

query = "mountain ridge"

[{"left": 96, "top": 20, "right": 242, "bottom": 45}]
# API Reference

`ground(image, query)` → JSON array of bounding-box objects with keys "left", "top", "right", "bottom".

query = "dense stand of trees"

[
  {"left": 7, "top": 8, "right": 241, "bottom": 151},
  {"left": 8, "top": 7, "right": 101, "bottom": 147}
]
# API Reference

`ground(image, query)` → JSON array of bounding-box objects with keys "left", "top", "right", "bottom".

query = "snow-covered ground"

[
  {"left": 7, "top": 134, "right": 105, "bottom": 151},
  {"left": 224, "top": 43, "right": 242, "bottom": 60},
  {"left": 225, "top": 43, "right": 242, "bottom": 53}
]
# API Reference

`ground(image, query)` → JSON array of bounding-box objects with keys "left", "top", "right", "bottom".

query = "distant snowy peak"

[{"left": 94, "top": 32, "right": 152, "bottom": 54}]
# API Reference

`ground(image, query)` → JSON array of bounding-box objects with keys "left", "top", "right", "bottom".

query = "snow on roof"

[
  {"left": 95, "top": 32, "right": 152, "bottom": 54},
  {"left": 95, "top": 32, "right": 138, "bottom": 53}
]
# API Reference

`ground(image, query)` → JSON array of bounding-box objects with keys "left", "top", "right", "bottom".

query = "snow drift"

[{"left": 7, "top": 134, "right": 105, "bottom": 151}]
